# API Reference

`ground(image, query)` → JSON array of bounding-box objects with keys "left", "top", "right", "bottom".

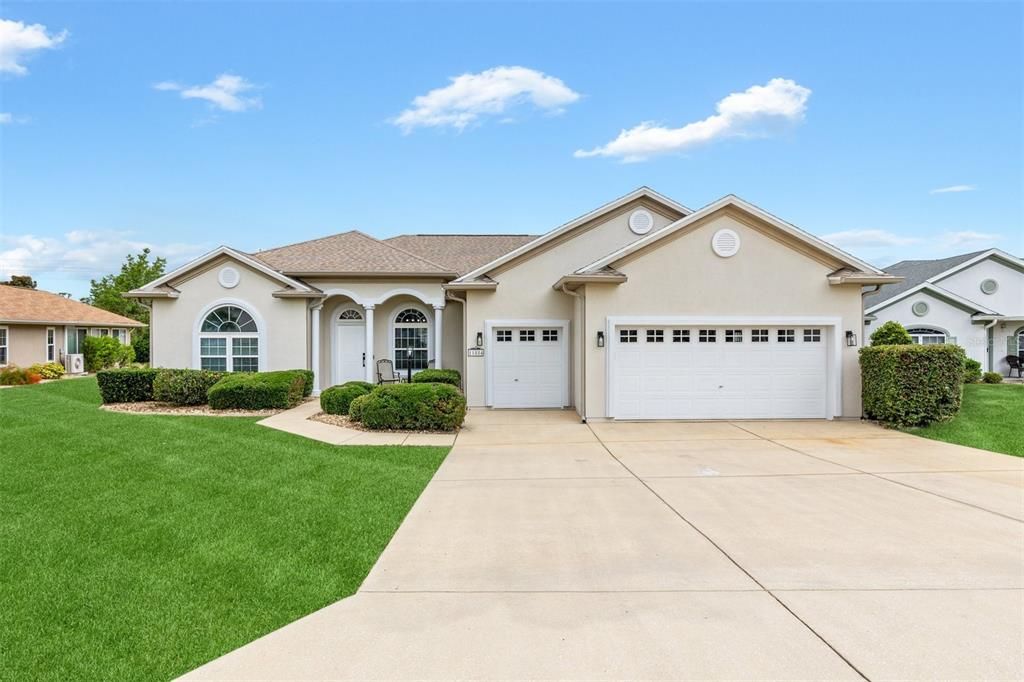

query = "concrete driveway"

[{"left": 184, "top": 412, "right": 1024, "bottom": 681}]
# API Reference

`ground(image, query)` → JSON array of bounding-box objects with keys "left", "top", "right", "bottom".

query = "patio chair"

[
  {"left": 376, "top": 359, "right": 403, "bottom": 385},
  {"left": 1005, "top": 355, "right": 1022, "bottom": 379}
]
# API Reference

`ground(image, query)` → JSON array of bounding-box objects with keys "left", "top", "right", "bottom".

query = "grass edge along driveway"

[
  {"left": 0, "top": 378, "right": 449, "bottom": 681},
  {"left": 906, "top": 383, "right": 1024, "bottom": 457}
]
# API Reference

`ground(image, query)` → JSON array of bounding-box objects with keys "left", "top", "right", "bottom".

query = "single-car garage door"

[
  {"left": 491, "top": 326, "right": 566, "bottom": 408},
  {"left": 611, "top": 325, "right": 828, "bottom": 419}
]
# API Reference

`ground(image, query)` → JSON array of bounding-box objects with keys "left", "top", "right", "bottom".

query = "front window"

[
  {"left": 0, "top": 327, "right": 7, "bottom": 365},
  {"left": 907, "top": 327, "right": 946, "bottom": 345},
  {"left": 46, "top": 328, "right": 55, "bottom": 361},
  {"left": 112, "top": 328, "right": 127, "bottom": 344},
  {"left": 76, "top": 328, "right": 87, "bottom": 353},
  {"left": 393, "top": 308, "right": 429, "bottom": 372},
  {"left": 199, "top": 305, "right": 259, "bottom": 371}
]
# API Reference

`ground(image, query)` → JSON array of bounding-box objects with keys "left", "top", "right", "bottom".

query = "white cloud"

[
  {"left": 819, "top": 229, "right": 921, "bottom": 249},
  {"left": 0, "top": 230, "right": 208, "bottom": 284},
  {"left": 0, "top": 18, "right": 67, "bottom": 75},
  {"left": 154, "top": 73, "right": 261, "bottom": 112},
  {"left": 940, "top": 230, "right": 1001, "bottom": 248},
  {"left": 575, "top": 78, "right": 812, "bottom": 162},
  {"left": 393, "top": 66, "right": 580, "bottom": 133},
  {"left": 930, "top": 184, "right": 976, "bottom": 194}
]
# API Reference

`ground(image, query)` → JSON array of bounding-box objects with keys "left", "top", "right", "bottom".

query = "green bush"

[
  {"left": 294, "top": 369, "right": 315, "bottom": 397},
  {"left": 82, "top": 335, "right": 135, "bottom": 372},
  {"left": 963, "top": 358, "right": 982, "bottom": 384},
  {"left": 96, "top": 368, "right": 158, "bottom": 403},
  {"left": 320, "top": 381, "right": 372, "bottom": 415},
  {"left": 131, "top": 327, "right": 150, "bottom": 364},
  {"left": 410, "top": 369, "right": 462, "bottom": 387},
  {"left": 860, "top": 344, "right": 965, "bottom": 427},
  {"left": 28, "top": 361, "right": 65, "bottom": 380},
  {"left": 982, "top": 371, "right": 1003, "bottom": 384},
  {"left": 153, "top": 368, "right": 225, "bottom": 405},
  {"left": 869, "top": 321, "right": 913, "bottom": 346},
  {"left": 207, "top": 370, "right": 307, "bottom": 410},
  {"left": 347, "top": 382, "right": 466, "bottom": 432}
]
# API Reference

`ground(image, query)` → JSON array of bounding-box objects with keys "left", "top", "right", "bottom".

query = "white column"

[
  {"left": 364, "top": 305, "right": 376, "bottom": 383},
  {"left": 433, "top": 304, "right": 444, "bottom": 370},
  {"left": 310, "top": 304, "right": 322, "bottom": 395}
]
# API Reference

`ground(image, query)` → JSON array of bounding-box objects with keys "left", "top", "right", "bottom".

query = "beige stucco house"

[{"left": 128, "top": 188, "right": 901, "bottom": 420}]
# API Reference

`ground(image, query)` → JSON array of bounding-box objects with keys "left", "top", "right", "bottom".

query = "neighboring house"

[
  {"left": 127, "top": 188, "right": 901, "bottom": 420},
  {"left": 864, "top": 249, "right": 1024, "bottom": 375},
  {"left": 0, "top": 286, "right": 144, "bottom": 369}
]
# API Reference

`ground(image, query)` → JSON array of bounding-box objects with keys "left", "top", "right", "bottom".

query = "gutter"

[
  {"left": 445, "top": 289, "right": 468, "bottom": 389},
  {"left": 559, "top": 283, "right": 586, "bottom": 422}
]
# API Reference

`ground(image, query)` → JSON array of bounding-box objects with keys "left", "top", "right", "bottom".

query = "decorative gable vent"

[
  {"left": 218, "top": 266, "right": 240, "bottom": 289},
  {"left": 711, "top": 228, "right": 741, "bottom": 258},
  {"left": 980, "top": 278, "right": 998, "bottom": 295},
  {"left": 628, "top": 209, "right": 654, "bottom": 235},
  {"left": 912, "top": 301, "right": 929, "bottom": 317}
]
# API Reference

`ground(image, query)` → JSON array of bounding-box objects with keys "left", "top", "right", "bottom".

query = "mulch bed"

[
  {"left": 309, "top": 411, "right": 457, "bottom": 435},
  {"left": 100, "top": 402, "right": 282, "bottom": 417}
]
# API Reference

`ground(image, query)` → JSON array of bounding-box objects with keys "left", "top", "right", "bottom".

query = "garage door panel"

[{"left": 492, "top": 327, "right": 565, "bottom": 408}]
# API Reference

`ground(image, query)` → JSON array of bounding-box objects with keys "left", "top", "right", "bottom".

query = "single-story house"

[
  {"left": 127, "top": 188, "right": 902, "bottom": 420},
  {"left": 864, "top": 249, "right": 1024, "bottom": 375},
  {"left": 0, "top": 286, "right": 143, "bottom": 370}
]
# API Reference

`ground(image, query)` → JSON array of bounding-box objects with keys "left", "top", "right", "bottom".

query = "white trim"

[
  {"left": 578, "top": 195, "right": 885, "bottom": 276},
  {"left": 927, "top": 249, "right": 1024, "bottom": 284},
  {"left": 433, "top": 304, "right": 444, "bottom": 370},
  {"left": 311, "top": 305, "right": 322, "bottom": 394},
  {"left": 387, "top": 302, "right": 433, "bottom": 376},
  {"left": 45, "top": 326, "right": 56, "bottom": 362},
  {"left": 604, "top": 315, "right": 844, "bottom": 420},
  {"left": 865, "top": 282, "right": 1000, "bottom": 316},
  {"left": 330, "top": 303, "right": 366, "bottom": 387},
  {"left": 453, "top": 187, "right": 693, "bottom": 283},
  {"left": 318, "top": 287, "right": 369, "bottom": 306},
  {"left": 370, "top": 287, "right": 444, "bottom": 308},
  {"left": 191, "top": 298, "right": 268, "bottom": 371},
  {"left": 131, "top": 246, "right": 314, "bottom": 295},
  {"left": 0, "top": 324, "right": 8, "bottom": 366},
  {"left": 483, "top": 318, "right": 571, "bottom": 408}
]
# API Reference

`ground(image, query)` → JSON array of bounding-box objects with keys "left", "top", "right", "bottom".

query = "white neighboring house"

[{"left": 864, "top": 249, "right": 1024, "bottom": 375}]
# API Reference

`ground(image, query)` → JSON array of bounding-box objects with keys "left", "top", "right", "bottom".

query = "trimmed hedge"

[
  {"left": 320, "top": 381, "right": 373, "bottom": 415},
  {"left": 347, "top": 382, "right": 466, "bottom": 432},
  {"left": 153, "top": 369, "right": 225, "bottom": 405},
  {"left": 963, "top": 358, "right": 982, "bottom": 384},
  {"left": 97, "top": 368, "right": 158, "bottom": 403},
  {"left": 207, "top": 370, "right": 307, "bottom": 410},
  {"left": 860, "top": 344, "right": 965, "bottom": 427},
  {"left": 296, "top": 369, "right": 315, "bottom": 397},
  {"left": 410, "top": 369, "right": 462, "bottom": 387},
  {"left": 982, "top": 371, "right": 1003, "bottom": 384}
]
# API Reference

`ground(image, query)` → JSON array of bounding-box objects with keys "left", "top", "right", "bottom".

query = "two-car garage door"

[{"left": 611, "top": 325, "right": 829, "bottom": 420}]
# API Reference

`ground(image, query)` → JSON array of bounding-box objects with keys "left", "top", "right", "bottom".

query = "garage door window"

[
  {"left": 672, "top": 329, "right": 690, "bottom": 343},
  {"left": 725, "top": 329, "right": 743, "bottom": 343},
  {"left": 620, "top": 329, "right": 638, "bottom": 343},
  {"left": 778, "top": 329, "right": 796, "bottom": 343},
  {"left": 751, "top": 329, "right": 769, "bottom": 343},
  {"left": 542, "top": 329, "right": 559, "bottom": 342},
  {"left": 699, "top": 329, "right": 717, "bottom": 343},
  {"left": 496, "top": 329, "right": 512, "bottom": 342},
  {"left": 646, "top": 329, "right": 664, "bottom": 343},
  {"left": 519, "top": 330, "right": 535, "bottom": 342},
  {"left": 803, "top": 329, "right": 822, "bottom": 343}
]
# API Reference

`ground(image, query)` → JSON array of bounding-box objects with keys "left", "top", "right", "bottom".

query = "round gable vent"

[
  {"left": 218, "top": 266, "right": 240, "bottom": 289},
  {"left": 628, "top": 209, "right": 654, "bottom": 235},
  {"left": 980, "top": 278, "right": 998, "bottom": 295},
  {"left": 912, "top": 300, "right": 929, "bottom": 317},
  {"left": 711, "top": 228, "right": 741, "bottom": 258}
]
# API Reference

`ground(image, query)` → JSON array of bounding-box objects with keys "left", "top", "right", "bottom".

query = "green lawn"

[
  {"left": 0, "top": 378, "right": 448, "bottom": 681},
  {"left": 907, "top": 383, "right": 1024, "bottom": 457}
]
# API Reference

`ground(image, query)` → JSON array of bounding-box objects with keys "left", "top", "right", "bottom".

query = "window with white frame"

[
  {"left": 542, "top": 329, "right": 559, "bottom": 342},
  {"left": 393, "top": 308, "right": 429, "bottom": 371},
  {"left": 646, "top": 329, "right": 664, "bottom": 343},
  {"left": 97, "top": 328, "right": 110, "bottom": 337},
  {"left": 699, "top": 329, "right": 717, "bottom": 343},
  {"left": 906, "top": 327, "right": 947, "bottom": 345},
  {"left": 777, "top": 329, "right": 796, "bottom": 343},
  {"left": 803, "top": 328, "right": 822, "bottom": 343},
  {"left": 672, "top": 329, "right": 690, "bottom": 343},
  {"left": 496, "top": 329, "right": 512, "bottom": 342},
  {"left": 619, "top": 329, "right": 638, "bottom": 343},
  {"left": 0, "top": 326, "right": 7, "bottom": 365},
  {"left": 199, "top": 305, "right": 259, "bottom": 371},
  {"left": 111, "top": 328, "right": 127, "bottom": 344},
  {"left": 1017, "top": 328, "right": 1024, "bottom": 354},
  {"left": 46, "top": 327, "right": 55, "bottom": 361},
  {"left": 751, "top": 329, "right": 769, "bottom": 343},
  {"left": 725, "top": 329, "right": 743, "bottom": 343}
]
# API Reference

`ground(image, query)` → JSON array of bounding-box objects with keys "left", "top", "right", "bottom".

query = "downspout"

[
  {"left": 559, "top": 284, "right": 586, "bottom": 422},
  {"left": 984, "top": 318, "right": 1000, "bottom": 372},
  {"left": 445, "top": 289, "right": 467, "bottom": 389}
]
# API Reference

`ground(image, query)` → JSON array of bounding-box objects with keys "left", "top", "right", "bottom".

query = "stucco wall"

[
  {"left": 3, "top": 324, "right": 66, "bottom": 367},
  {"left": 935, "top": 258, "right": 1024, "bottom": 316},
  {"left": 581, "top": 212, "right": 865, "bottom": 419}
]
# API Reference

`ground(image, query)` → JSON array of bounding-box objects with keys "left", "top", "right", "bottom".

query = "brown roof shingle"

[
  {"left": 384, "top": 234, "right": 538, "bottom": 276},
  {"left": 0, "top": 287, "right": 145, "bottom": 326},
  {"left": 250, "top": 231, "right": 455, "bottom": 275}
]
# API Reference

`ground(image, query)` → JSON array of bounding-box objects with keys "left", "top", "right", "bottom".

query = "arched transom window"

[
  {"left": 906, "top": 327, "right": 947, "bottom": 345},
  {"left": 393, "top": 307, "right": 429, "bottom": 371},
  {"left": 1015, "top": 326, "right": 1024, "bottom": 355},
  {"left": 338, "top": 308, "right": 363, "bottom": 321},
  {"left": 199, "top": 305, "right": 259, "bottom": 372}
]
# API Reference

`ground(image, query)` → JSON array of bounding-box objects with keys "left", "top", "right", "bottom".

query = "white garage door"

[
  {"left": 492, "top": 326, "right": 565, "bottom": 408},
  {"left": 611, "top": 326, "right": 828, "bottom": 419}
]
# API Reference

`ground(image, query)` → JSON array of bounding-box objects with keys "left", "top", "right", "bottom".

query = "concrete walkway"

[
  {"left": 257, "top": 399, "right": 456, "bottom": 446},
  {"left": 184, "top": 411, "right": 1024, "bottom": 681}
]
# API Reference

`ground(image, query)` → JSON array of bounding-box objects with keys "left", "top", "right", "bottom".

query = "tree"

[
  {"left": 1, "top": 275, "right": 37, "bottom": 289},
  {"left": 870, "top": 320, "right": 913, "bottom": 346},
  {"left": 86, "top": 249, "right": 166, "bottom": 363}
]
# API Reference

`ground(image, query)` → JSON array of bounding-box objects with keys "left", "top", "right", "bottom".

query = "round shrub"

[
  {"left": 153, "top": 368, "right": 226, "bottom": 405},
  {"left": 869, "top": 321, "right": 913, "bottom": 346},
  {"left": 860, "top": 344, "right": 965, "bottom": 427},
  {"left": 207, "top": 370, "right": 307, "bottom": 410},
  {"left": 97, "top": 367, "right": 158, "bottom": 403},
  {"left": 963, "top": 358, "right": 982, "bottom": 384},
  {"left": 982, "top": 371, "right": 1003, "bottom": 384},
  {"left": 410, "top": 369, "right": 462, "bottom": 387},
  {"left": 320, "top": 381, "right": 372, "bottom": 415},
  {"left": 347, "top": 382, "right": 466, "bottom": 432}
]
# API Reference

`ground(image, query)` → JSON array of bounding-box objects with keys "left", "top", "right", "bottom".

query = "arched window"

[
  {"left": 906, "top": 327, "right": 947, "bottom": 345},
  {"left": 393, "top": 307, "right": 429, "bottom": 372},
  {"left": 199, "top": 305, "right": 259, "bottom": 372},
  {"left": 338, "top": 309, "right": 363, "bottom": 321},
  {"left": 1015, "top": 326, "right": 1024, "bottom": 355}
]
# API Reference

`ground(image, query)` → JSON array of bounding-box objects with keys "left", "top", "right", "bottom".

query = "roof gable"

[
  {"left": 128, "top": 246, "right": 314, "bottom": 297},
  {"left": 865, "top": 249, "right": 1022, "bottom": 309},
  {"left": 864, "top": 282, "right": 1000, "bottom": 316},
  {"left": 251, "top": 231, "right": 454, "bottom": 276},
  {"left": 0, "top": 287, "right": 145, "bottom": 326}
]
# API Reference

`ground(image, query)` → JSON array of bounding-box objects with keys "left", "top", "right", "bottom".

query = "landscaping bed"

[
  {"left": 309, "top": 410, "right": 459, "bottom": 434},
  {"left": 100, "top": 401, "right": 287, "bottom": 417}
]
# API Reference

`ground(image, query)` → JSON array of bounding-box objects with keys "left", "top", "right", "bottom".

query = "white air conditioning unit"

[{"left": 64, "top": 353, "right": 85, "bottom": 374}]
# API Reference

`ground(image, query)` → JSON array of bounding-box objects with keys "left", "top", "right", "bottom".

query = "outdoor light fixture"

[
  {"left": 596, "top": 331, "right": 605, "bottom": 348},
  {"left": 475, "top": 331, "right": 484, "bottom": 347},
  {"left": 846, "top": 331, "right": 857, "bottom": 347}
]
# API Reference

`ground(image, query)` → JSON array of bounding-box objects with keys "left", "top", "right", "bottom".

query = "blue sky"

[{"left": 1, "top": 1, "right": 1021, "bottom": 297}]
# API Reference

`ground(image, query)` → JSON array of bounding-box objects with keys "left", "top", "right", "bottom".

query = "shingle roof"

[
  {"left": 864, "top": 250, "right": 987, "bottom": 307},
  {"left": 0, "top": 287, "right": 145, "bottom": 326},
  {"left": 384, "top": 234, "right": 539, "bottom": 276},
  {"left": 250, "top": 231, "right": 455, "bottom": 275}
]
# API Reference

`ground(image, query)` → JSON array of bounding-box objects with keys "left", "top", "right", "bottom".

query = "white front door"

[
  {"left": 335, "top": 322, "right": 366, "bottom": 386},
  {"left": 491, "top": 326, "right": 565, "bottom": 408}
]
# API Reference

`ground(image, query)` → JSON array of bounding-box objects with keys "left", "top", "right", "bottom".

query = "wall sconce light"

[
  {"left": 846, "top": 331, "right": 857, "bottom": 347},
  {"left": 475, "top": 331, "right": 484, "bottom": 347},
  {"left": 596, "top": 331, "right": 605, "bottom": 348}
]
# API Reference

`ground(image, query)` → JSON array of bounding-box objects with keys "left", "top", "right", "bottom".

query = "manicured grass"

[
  {"left": 907, "top": 383, "right": 1024, "bottom": 457},
  {"left": 0, "top": 378, "right": 448, "bottom": 681}
]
